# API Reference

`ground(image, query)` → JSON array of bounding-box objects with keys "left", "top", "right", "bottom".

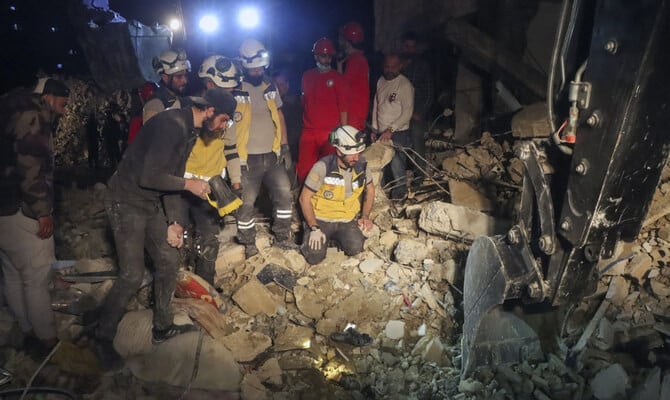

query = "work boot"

[
  {"left": 152, "top": 324, "right": 198, "bottom": 344},
  {"left": 275, "top": 238, "right": 298, "bottom": 250},
  {"left": 244, "top": 244, "right": 259, "bottom": 258}
]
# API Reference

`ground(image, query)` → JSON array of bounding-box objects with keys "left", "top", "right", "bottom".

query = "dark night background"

[{"left": 0, "top": 0, "right": 375, "bottom": 94}]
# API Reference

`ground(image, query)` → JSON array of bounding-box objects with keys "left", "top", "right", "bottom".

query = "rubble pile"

[{"left": 2, "top": 136, "right": 670, "bottom": 399}]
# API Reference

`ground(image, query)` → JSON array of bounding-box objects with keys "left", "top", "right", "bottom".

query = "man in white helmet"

[
  {"left": 234, "top": 38, "right": 295, "bottom": 258},
  {"left": 143, "top": 49, "right": 191, "bottom": 123},
  {"left": 299, "top": 125, "right": 375, "bottom": 265}
]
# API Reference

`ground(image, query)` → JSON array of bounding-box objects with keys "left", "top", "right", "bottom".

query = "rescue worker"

[
  {"left": 372, "top": 54, "right": 415, "bottom": 201},
  {"left": 0, "top": 78, "right": 69, "bottom": 358},
  {"left": 172, "top": 55, "right": 244, "bottom": 285},
  {"left": 337, "top": 21, "right": 370, "bottom": 131},
  {"left": 234, "top": 39, "right": 295, "bottom": 258},
  {"left": 297, "top": 37, "right": 349, "bottom": 183},
  {"left": 299, "top": 125, "right": 374, "bottom": 265},
  {"left": 93, "top": 88, "right": 236, "bottom": 369},
  {"left": 143, "top": 48, "right": 191, "bottom": 123}
]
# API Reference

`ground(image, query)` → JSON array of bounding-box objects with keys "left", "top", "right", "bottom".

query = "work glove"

[
  {"left": 278, "top": 144, "right": 292, "bottom": 170},
  {"left": 308, "top": 228, "right": 326, "bottom": 251}
]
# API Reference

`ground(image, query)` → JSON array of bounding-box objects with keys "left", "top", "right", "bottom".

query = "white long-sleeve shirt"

[{"left": 372, "top": 74, "right": 414, "bottom": 132}]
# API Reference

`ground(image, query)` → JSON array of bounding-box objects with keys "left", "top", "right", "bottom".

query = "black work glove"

[{"left": 278, "top": 144, "right": 292, "bottom": 170}]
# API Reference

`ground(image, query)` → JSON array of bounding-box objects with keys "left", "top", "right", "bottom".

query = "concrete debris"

[
  {"left": 393, "top": 239, "right": 429, "bottom": 265},
  {"left": 359, "top": 258, "right": 384, "bottom": 274},
  {"left": 590, "top": 364, "right": 629, "bottom": 400},
  {"left": 448, "top": 179, "right": 493, "bottom": 211},
  {"left": 626, "top": 253, "right": 653, "bottom": 282},
  {"left": 384, "top": 320, "right": 405, "bottom": 339},
  {"left": 241, "top": 372, "right": 269, "bottom": 400},
  {"left": 215, "top": 243, "right": 245, "bottom": 276},
  {"left": 274, "top": 325, "right": 314, "bottom": 351},
  {"left": 221, "top": 330, "right": 272, "bottom": 362},
  {"left": 631, "top": 366, "right": 661, "bottom": 400},
  {"left": 232, "top": 279, "right": 282, "bottom": 316},
  {"left": 418, "top": 201, "right": 509, "bottom": 241}
]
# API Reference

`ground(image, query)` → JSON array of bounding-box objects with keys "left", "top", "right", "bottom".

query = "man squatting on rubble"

[
  {"left": 93, "top": 88, "right": 237, "bottom": 367},
  {"left": 234, "top": 39, "right": 295, "bottom": 259},
  {"left": 0, "top": 78, "right": 69, "bottom": 355},
  {"left": 300, "top": 125, "right": 374, "bottom": 265}
]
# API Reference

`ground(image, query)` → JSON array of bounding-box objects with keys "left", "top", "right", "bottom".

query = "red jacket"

[
  {"left": 342, "top": 50, "right": 369, "bottom": 130},
  {"left": 301, "top": 68, "right": 349, "bottom": 132},
  {"left": 127, "top": 115, "right": 143, "bottom": 145}
]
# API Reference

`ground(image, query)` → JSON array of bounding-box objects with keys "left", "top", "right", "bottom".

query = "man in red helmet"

[
  {"left": 297, "top": 37, "right": 349, "bottom": 183},
  {"left": 337, "top": 21, "right": 369, "bottom": 131}
]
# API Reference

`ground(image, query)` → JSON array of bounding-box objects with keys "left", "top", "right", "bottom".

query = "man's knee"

[
  {"left": 301, "top": 245, "right": 326, "bottom": 265},
  {"left": 341, "top": 237, "right": 364, "bottom": 256}
]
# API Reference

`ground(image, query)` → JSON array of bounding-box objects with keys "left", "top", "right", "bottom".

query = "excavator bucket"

[{"left": 461, "top": 235, "right": 543, "bottom": 377}]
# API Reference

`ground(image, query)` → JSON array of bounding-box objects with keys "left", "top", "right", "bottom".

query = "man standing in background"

[{"left": 338, "top": 21, "right": 369, "bottom": 131}]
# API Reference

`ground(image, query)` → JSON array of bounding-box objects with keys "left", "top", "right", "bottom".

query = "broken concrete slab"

[
  {"left": 384, "top": 320, "right": 405, "bottom": 340},
  {"left": 631, "top": 366, "right": 660, "bottom": 400},
  {"left": 232, "top": 279, "right": 282, "bottom": 316},
  {"left": 257, "top": 357, "right": 283, "bottom": 386},
  {"left": 72, "top": 258, "right": 115, "bottom": 273},
  {"left": 215, "top": 243, "right": 246, "bottom": 276},
  {"left": 379, "top": 231, "right": 398, "bottom": 249},
  {"left": 412, "top": 335, "right": 446, "bottom": 365},
  {"left": 605, "top": 276, "right": 630, "bottom": 307},
  {"left": 627, "top": 253, "right": 653, "bottom": 282},
  {"left": 274, "top": 325, "right": 314, "bottom": 351},
  {"left": 448, "top": 179, "right": 493, "bottom": 211},
  {"left": 221, "top": 330, "right": 272, "bottom": 362},
  {"left": 590, "top": 364, "right": 629, "bottom": 400},
  {"left": 241, "top": 372, "right": 269, "bottom": 400},
  {"left": 315, "top": 319, "right": 339, "bottom": 336},
  {"left": 394, "top": 239, "right": 429, "bottom": 266},
  {"left": 418, "top": 201, "right": 509, "bottom": 241},
  {"left": 294, "top": 285, "right": 328, "bottom": 320},
  {"left": 359, "top": 258, "right": 384, "bottom": 274}
]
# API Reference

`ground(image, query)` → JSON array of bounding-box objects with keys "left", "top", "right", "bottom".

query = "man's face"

[
  {"left": 166, "top": 71, "right": 188, "bottom": 94},
  {"left": 337, "top": 150, "right": 360, "bottom": 168},
  {"left": 244, "top": 67, "right": 265, "bottom": 86},
  {"left": 273, "top": 75, "right": 289, "bottom": 97},
  {"left": 315, "top": 53, "right": 332, "bottom": 68},
  {"left": 202, "top": 111, "right": 231, "bottom": 140},
  {"left": 45, "top": 94, "right": 68, "bottom": 115},
  {"left": 383, "top": 55, "right": 401, "bottom": 80}
]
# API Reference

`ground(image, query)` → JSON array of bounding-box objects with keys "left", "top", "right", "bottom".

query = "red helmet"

[
  {"left": 312, "top": 37, "right": 336, "bottom": 56},
  {"left": 139, "top": 82, "right": 157, "bottom": 101},
  {"left": 340, "top": 21, "right": 364, "bottom": 44}
]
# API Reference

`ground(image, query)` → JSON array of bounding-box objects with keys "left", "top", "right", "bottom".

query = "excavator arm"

[{"left": 462, "top": 0, "right": 670, "bottom": 377}]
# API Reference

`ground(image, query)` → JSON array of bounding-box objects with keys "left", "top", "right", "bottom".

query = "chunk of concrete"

[
  {"left": 384, "top": 320, "right": 405, "bottom": 340},
  {"left": 215, "top": 243, "right": 245, "bottom": 275},
  {"left": 590, "top": 364, "right": 629, "bottom": 400},
  {"left": 359, "top": 258, "right": 384, "bottom": 274},
  {"left": 418, "top": 201, "right": 509, "bottom": 241},
  {"left": 394, "top": 239, "right": 429, "bottom": 266},
  {"left": 627, "top": 253, "right": 653, "bottom": 282},
  {"left": 257, "top": 358, "right": 282, "bottom": 386},
  {"left": 221, "top": 330, "right": 272, "bottom": 362},
  {"left": 232, "top": 279, "right": 281, "bottom": 316},
  {"left": 631, "top": 367, "right": 660, "bottom": 400},
  {"left": 448, "top": 179, "right": 493, "bottom": 211},
  {"left": 241, "top": 373, "right": 269, "bottom": 400},
  {"left": 274, "top": 325, "right": 314, "bottom": 351},
  {"left": 605, "top": 276, "right": 630, "bottom": 307}
]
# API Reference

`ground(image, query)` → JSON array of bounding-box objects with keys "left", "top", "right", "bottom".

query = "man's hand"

[
  {"left": 357, "top": 216, "right": 373, "bottom": 233},
  {"left": 37, "top": 215, "right": 53, "bottom": 239},
  {"left": 232, "top": 182, "right": 243, "bottom": 199},
  {"left": 308, "top": 229, "right": 326, "bottom": 251},
  {"left": 167, "top": 223, "right": 184, "bottom": 248},
  {"left": 278, "top": 144, "right": 293, "bottom": 170},
  {"left": 185, "top": 178, "right": 211, "bottom": 200},
  {"left": 379, "top": 128, "right": 393, "bottom": 143}
]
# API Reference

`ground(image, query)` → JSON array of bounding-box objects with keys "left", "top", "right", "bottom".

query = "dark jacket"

[
  {"left": 0, "top": 88, "right": 58, "bottom": 218},
  {"left": 108, "top": 107, "right": 198, "bottom": 225}
]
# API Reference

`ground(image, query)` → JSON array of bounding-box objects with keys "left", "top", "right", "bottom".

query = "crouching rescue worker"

[
  {"left": 93, "top": 88, "right": 237, "bottom": 369},
  {"left": 299, "top": 125, "right": 374, "bottom": 265}
]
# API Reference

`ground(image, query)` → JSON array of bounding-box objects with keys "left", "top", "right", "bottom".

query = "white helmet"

[
  {"left": 238, "top": 38, "right": 270, "bottom": 69},
  {"left": 198, "top": 55, "right": 242, "bottom": 88},
  {"left": 329, "top": 125, "right": 366, "bottom": 155},
  {"left": 152, "top": 49, "right": 191, "bottom": 75}
]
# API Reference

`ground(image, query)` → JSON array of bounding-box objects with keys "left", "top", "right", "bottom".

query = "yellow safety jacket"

[
  {"left": 184, "top": 137, "right": 226, "bottom": 180},
  {"left": 233, "top": 83, "right": 282, "bottom": 164},
  {"left": 310, "top": 154, "right": 367, "bottom": 222}
]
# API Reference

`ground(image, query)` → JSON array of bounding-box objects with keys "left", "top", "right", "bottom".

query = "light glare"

[
  {"left": 199, "top": 15, "right": 219, "bottom": 33},
  {"left": 238, "top": 7, "right": 259, "bottom": 29},
  {"left": 169, "top": 18, "right": 181, "bottom": 31}
]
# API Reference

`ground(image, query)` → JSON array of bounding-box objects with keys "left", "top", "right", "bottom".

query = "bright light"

[
  {"left": 238, "top": 7, "right": 259, "bottom": 29},
  {"left": 169, "top": 18, "right": 181, "bottom": 31},
  {"left": 199, "top": 15, "right": 219, "bottom": 33}
]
